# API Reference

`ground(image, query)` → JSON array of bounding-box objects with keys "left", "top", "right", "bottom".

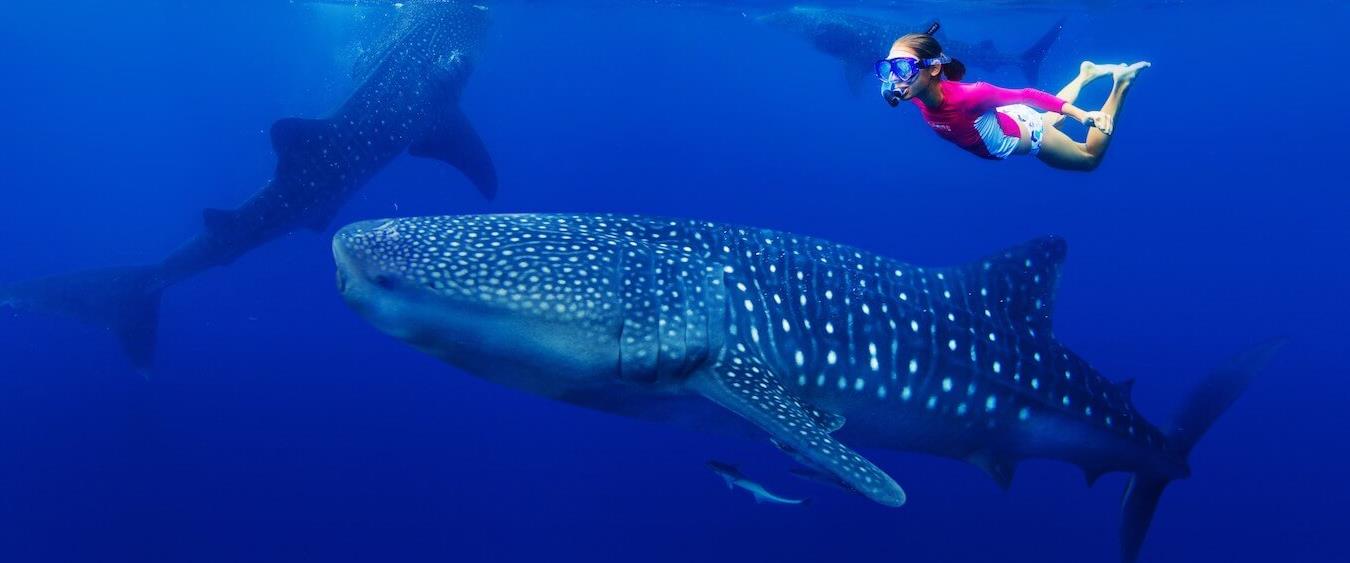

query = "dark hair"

[{"left": 893, "top": 32, "right": 966, "bottom": 81}]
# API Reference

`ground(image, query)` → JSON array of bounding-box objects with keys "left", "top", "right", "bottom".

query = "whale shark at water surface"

[{"left": 332, "top": 213, "right": 1282, "bottom": 563}]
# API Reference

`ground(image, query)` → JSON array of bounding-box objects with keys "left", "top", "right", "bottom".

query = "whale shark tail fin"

[
  {"left": 409, "top": 103, "right": 498, "bottom": 200},
  {"left": 1119, "top": 338, "right": 1285, "bottom": 563},
  {"left": 1020, "top": 17, "right": 1065, "bottom": 85},
  {"left": 0, "top": 266, "right": 167, "bottom": 373}
]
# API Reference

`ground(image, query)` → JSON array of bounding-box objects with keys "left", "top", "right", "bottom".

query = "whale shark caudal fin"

[
  {"left": 1119, "top": 338, "right": 1285, "bottom": 563},
  {"left": 1019, "top": 17, "right": 1066, "bottom": 85},
  {"left": 689, "top": 348, "right": 906, "bottom": 507},
  {"left": 408, "top": 102, "right": 498, "bottom": 199},
  {"left": 0, "top": 266, "right": 166, "bottom": 373}
]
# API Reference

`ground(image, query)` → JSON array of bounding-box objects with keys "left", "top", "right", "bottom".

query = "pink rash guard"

[{"left": 911, "top": 81, "right": 1067, "bottom": 160}]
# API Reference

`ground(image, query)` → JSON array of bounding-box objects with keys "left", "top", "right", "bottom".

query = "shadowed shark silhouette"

[
  {"left": 0, "top": 0, "right": 497, "bottom": 371},
  {"left": 757, "top": 7, "right": 1064, "bottom": 92},
  {"left": 333, "top": 213, "right": 1281, "bottom": 562}
]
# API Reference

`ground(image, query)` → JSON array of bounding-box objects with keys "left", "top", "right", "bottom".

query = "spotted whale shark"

[
  {"left": 333, "top": 213, "right": 1280, "bottom": 562},
  {"left": 757, "top": 7, "right": 1065, "bottom": 91},
  {"left": 0, "top": 0, "right": 496, "bottom": 370}
]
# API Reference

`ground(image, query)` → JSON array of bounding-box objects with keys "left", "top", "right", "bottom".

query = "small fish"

[{"left": 707, "top": 460, "right": 809, "bottom": 506}]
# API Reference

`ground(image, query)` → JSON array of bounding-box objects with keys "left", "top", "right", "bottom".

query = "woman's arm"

[
  {"left": 968, "top": 82, "right": 1067, "bottom": 113},
  {"left": 1059, "top": 103, "right": 1114, "bottom": 135},
  {"left": 968, "top": 83, "right": 1112, "bottom": 135}
]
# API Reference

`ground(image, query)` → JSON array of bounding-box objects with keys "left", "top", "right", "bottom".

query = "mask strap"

[{"left": 924, "top": 54, "right": 952, "bottom": 67}]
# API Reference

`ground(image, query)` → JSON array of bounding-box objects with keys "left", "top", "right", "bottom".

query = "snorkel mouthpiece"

[{"left": 882, "top": 84, "right": 901, "bottom": 107}]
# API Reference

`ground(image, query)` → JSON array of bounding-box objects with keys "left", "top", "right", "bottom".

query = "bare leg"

[
  {"left": 1036, "top": 126, "right": 1097, "bottom": 171},
  {"left": 1083, "top": 62, "right": 1150, "bottom": 162},
  {"left": 1037, "top": 61, "right": 1149, "bottom": 172},
  {"left": 1045, "top": 61, "right": 1118, "bottom": 130}
]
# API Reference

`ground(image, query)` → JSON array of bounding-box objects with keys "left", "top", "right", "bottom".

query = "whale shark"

[
  {"left": 757, "top": 7, "right": 1065, "bottom": 91},
  {"left": 333, "top": 213, "right": 1280, "bottom": 562},
  {"left": 0, "top": 0, "right": 496, "bottom": 371}
]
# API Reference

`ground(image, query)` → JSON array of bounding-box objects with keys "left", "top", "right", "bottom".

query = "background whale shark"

[
  {"left": 0, "top": 0, "right": 496, "bottom": 372},
  {"left": 757, "top": 7, "right": 1065, "bottom": 92},
  {"left": 332, "top": 213, "right": 1280, "bottom": 562}
]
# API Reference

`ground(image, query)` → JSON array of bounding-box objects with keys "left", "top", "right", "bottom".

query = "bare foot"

[
  {"left": 1079, "top": 61, "right": 1118, "bottom": 83},
  {"left": 1112, "top": 61, "right": 1151, "bottom": 87}
]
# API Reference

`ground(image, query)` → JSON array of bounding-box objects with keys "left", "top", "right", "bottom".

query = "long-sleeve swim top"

[{"left": 910, "top": 80, "right": 1068, "bottom": 160}]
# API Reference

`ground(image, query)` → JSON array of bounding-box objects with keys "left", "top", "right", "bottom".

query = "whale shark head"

[{"left": 333, "top": 215, "right": 632, "bottom": 395}]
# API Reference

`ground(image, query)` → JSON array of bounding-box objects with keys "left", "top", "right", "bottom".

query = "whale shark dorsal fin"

[
  {"left": 408, "top": 103, "right": 498, "bottom": 200},
  {"left": 690, "top": 350, "right": 906, "bottom": 507},
  {"left": 956, "top": 235, "right": 1067, "bottom": 336}
]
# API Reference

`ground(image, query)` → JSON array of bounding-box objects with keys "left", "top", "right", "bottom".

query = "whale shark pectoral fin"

[
  {"left": 408, "top": 104, "right": 498, "bottom": 200},
  {"left": 690, "top": 355, "right": 905, "bottom": 507},
  {"left": 843, "top": 60, "right": 871, "bottom": 96},
  {"left": 269, "top": 117, "right": 342, "bottom": 221},
  {"left": 803, "top": 405, "right": 845, "bottom": 433}
]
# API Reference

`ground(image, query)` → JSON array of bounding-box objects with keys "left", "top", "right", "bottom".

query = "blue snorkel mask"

[{"left": 874, "top": 54, "right": 952, "bottom": 85}]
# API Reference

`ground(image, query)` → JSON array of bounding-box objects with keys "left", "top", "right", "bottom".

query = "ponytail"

[{"left": 942, "top": 58, "right": 966, "bottom": 81}]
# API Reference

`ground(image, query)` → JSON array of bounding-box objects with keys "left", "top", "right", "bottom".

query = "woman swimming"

[{"left": 879, "top": 29, "right": 1148, "bottom": 171}]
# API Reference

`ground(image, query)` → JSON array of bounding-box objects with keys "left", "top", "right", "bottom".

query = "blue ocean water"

[{"left": 1, "top": 1, "right": 1347, "bottom": 561}]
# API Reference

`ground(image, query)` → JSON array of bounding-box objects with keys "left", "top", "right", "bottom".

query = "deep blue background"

[{"left": 2, "top": 1, "right": 1347, "bottom": 561}]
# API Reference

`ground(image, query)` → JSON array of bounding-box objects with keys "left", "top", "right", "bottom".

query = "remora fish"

[
  {"left": 332, "top": 214, "right": 1281, "bottom": 562},
  {"left": 0, "top": 0, "right": 497, "bottom": 370},
  {"left": 707, "top": 460, "right": 808, "bottom": 505}
]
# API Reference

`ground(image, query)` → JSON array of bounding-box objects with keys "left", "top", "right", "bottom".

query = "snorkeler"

[{"left": 879, "top": 23, "right": 1148, "bottom": 171}]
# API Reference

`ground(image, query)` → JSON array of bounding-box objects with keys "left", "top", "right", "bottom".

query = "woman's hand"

[{"left": 1081, "top": 111, "right": 1113, "bottom": 135}]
